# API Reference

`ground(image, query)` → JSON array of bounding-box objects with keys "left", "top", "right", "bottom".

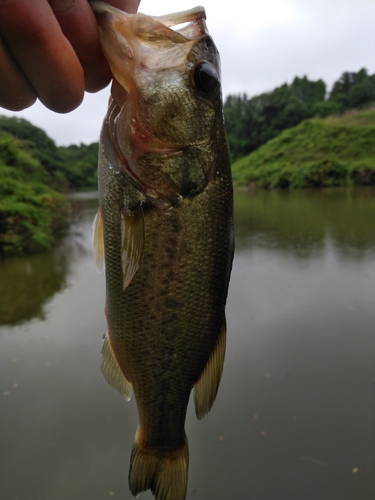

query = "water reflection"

[
  {"left": 0, "top": 188, "right": 374, "bottom": 500},
  {"left": 235, "top": 186, "right": 375, "bottom": 257},
  {"left": 0, "top": 251, "right": 68, "bottom": 326},
  {"left": 0, "top": 196, "right": 98, "bottom": 326}
]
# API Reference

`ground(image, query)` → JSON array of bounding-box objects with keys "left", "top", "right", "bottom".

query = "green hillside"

[
  {"left": 0, "top": 133, "right": 71, "bottom": 256},
  {"left": 0, "top": 115, "right": 98, "bottom": 256},
  {"left": 225, "top": 68, "right": 375, "bottom": 162},
  {"left": 231, "top": 107, "right": 375, "bottom": 189},
  {"left": 0, "top": 115, "right": 98, "bottom": 191}
]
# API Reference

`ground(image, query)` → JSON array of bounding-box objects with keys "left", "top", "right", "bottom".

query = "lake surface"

[{"left": 1, "top": 187, "right": 374, "bottom": 500}]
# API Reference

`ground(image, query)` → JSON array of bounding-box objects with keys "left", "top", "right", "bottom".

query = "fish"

[{"left": 91, "top": 2, "right": 234, "bottom": 499}]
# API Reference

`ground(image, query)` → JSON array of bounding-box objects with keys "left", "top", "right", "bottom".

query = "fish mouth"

[
  {"left": 146, "top": 6, "right": 208, "bottom": 41},
  {"left": 91, "top": 2, "right": 208, "bottom": 43},
  {"left": 90, "top": 2, "right": 210, "bottom": 88}
]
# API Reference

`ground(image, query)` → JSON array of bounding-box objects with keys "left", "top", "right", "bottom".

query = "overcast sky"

[{"left": 1, "top": 0, "right": 374, "bottom": 146}]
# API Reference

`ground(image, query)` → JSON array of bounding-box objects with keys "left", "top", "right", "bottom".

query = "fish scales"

[
  {"left": 91, "top": 2, "right": 233, "bottom": 500},
  {"left": 100, "top": 125, "right": 232, "bottom": 443}
]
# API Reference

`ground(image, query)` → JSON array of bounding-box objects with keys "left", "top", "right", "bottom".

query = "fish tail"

[{"left": 129, "top": 429, "right": 189, "bottom": 500}]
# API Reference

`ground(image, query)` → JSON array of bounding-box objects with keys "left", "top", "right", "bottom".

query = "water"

[{"left": 0, "top": 188, "right": 374, "bottom": 500}]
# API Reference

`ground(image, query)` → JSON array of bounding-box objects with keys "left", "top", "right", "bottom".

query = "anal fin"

[
  {"left": 101, "top": 332, "right": 132, "bottom": 400},
  {"left": 194, "top": 317, "right": 227, "bottom": 419}
]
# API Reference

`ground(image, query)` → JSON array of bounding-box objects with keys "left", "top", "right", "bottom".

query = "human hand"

[{"left": 0, "top": 0, "right": 140, "bottom": 113}]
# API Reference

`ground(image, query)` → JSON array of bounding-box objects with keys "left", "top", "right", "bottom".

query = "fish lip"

[
  {"left": 150, "top": 6, "right": 208, "bottom": 41},
  {"left": 91, "top": 2, "right": 211, "bottom": 93},
  {"left": 91, "top": 2, "right": 208, "bottom": 43}
]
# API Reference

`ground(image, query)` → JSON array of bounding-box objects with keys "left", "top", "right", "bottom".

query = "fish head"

[{"left": 92, "top": 1, "right": 225, "bottom": 205}]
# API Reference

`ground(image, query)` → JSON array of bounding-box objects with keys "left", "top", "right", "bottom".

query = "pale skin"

[{"left": 0, "top": 0, "right": 140, "bottom": 112}]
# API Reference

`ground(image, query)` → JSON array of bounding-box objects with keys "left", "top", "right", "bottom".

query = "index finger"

[
  {"left": 0, "top": 0, "right": 84, "bottom": 112},
  {"left": 49, "top": 0, "right": 141, "bottom": 94},
  {"left": 49, "top": 0, "right": 112, "bottom": 93}
]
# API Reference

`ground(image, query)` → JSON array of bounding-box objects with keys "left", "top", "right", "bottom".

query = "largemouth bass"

[{"left": 91, "top": 2, "right": 234, "bottom": 499}]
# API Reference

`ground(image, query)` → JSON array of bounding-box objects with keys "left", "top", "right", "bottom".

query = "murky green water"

[{"left": 1, "top": 188, "right": 374, "bottom": 500}]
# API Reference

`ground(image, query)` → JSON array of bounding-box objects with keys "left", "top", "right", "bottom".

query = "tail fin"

[{"left": 128, "top": 430, "right": 189, "bottom": 500}]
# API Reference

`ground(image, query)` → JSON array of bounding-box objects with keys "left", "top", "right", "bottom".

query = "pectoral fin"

[
  {"left": 194, "top": 318, "right": 226, "bottom": 420},
  {"left": 121, "top": 204, "right": 144, "bottom": 290},
  {"left": 93, "top": 207, "right": 105, "bottom": 272},
  {"left": 101, "top": 332, "right": 132, "bottom": 400}
]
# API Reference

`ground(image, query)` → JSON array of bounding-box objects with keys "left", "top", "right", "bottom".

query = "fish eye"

[{"left": 193, "top": 63, "right": 220, "bottom": 96}]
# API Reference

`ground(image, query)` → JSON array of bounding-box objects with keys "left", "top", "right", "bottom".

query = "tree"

[
  {"left": 57, "top": 142, "right": 98, "bottom": 188},
  {"left": 0, "top": 115, "right": 99, "bottom": 190},
  {"left": 0, "top": 116, "right": 62, "bottom": 178},
  {"left": 328, "top": 68, "right": 375, "bottom": 111},
  {"left": 0, "top": 132, "right": 70, "bottom": 255},
  {"left": 224, "top": 76, "right": 326, "bottom": 161}
]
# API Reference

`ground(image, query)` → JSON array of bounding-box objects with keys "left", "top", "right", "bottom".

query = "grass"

[{"left": 231, "top": 107, "right": 375, "bottom": 189}]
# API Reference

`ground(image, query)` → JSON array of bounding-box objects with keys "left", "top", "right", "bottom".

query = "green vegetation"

[
  {"left": 225, "top": 76, "right": 326, "bottom": 162},
  {"left": 0, "top": 132, "right": 71, "bottom": 256},
  {"left": 225, "top": 68, "right": 375, "bottom": 162},
  {"left": 0, "top": 115, "right": 99, "bottom": 256},
  {"left": 231, "top": 107, "right": 375, "bottom": 189},
  {"left": 58, "top": 142, "right": 98, "bottom": 189},
  {"left": 0, "top": 115, "right": 98, "bottom": 190}
]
